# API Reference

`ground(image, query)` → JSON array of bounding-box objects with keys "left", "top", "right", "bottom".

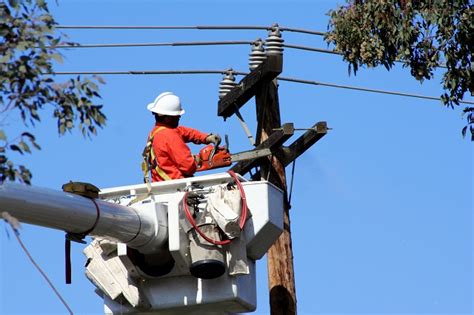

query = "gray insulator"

[
  {"left": 219, "top": 70, "right": 237, "bottom": 99},
  {"left": 249, "top": 39, "right": 267, "bottom": 70},
  {"left": 265, "top": 24, "right": 284, "bottom": 55}
]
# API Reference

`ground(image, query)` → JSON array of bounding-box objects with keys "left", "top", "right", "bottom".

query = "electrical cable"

[
  {"left": 53, "top": 40, "right": 253, "bottom": 49},
  {"left": 277, "top": 76, "right": 468, "bottom": 103},
  {"left": 54, "top": 24, "right": 449, "bottom": 69},
  {"left": 56, "top": 25, "right": 326, "bottom": 36},
  {"left": 284, "top": 44, "right": 342, "bottom": 56},
  {"left": 52, "top": 70, "right": 227, "bottom": 75},
  {"left": 50, "top": 69, "right": 474, "bottom": 105},
  {"left": 288, "top": 160, "right": 296, "bottom": 207},
  {"left": 234, "top": 104, "right": 256, "bottom": 146},
  {"left": 182, "top": 170, "right": 248, "bottom": 246},
  {"left": 266, "top": 157, "right": 273, "bottom": 182},
  {"left": 279, "top": 27, "right": 326, "bottom": 36},
  {"left": 2, "top": 212, "right": 74, "bottom": 315},
  {"left": 56, "top": 25, "right": 268, "bottom": 30},
  {"left": 283, "top": 44, "right": 447, "bottom": 68},
  {"left": 51, "top": 40, "right": 447, "bottom": 69}
]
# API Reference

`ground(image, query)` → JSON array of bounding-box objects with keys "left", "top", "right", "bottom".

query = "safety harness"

[
  {"left": 142, "top": 126, "right": 171, "bottom": 183},
  {"left": 129, "top": 126, "right": 172, "bottom": 206}
]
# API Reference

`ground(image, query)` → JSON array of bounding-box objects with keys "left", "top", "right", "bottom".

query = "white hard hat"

[{"left": 147, "top": 92, "right": 185, "bottom": 116}]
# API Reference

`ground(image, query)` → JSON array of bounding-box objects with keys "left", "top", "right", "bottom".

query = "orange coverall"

[{"left": 149, "top": 123, "right": 208, "bottom": 182}]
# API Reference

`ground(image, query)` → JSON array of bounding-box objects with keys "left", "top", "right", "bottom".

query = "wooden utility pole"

[
  {"left": 218, "top": 50, "right": 328, "bottom": 315},
  {"left": 255, "top": 79, "right": 296, "bottom": 315}
]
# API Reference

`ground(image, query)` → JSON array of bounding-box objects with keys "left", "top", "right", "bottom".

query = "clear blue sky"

[{"left": 1, "top": 0, "right": 472, "bottom": 314}]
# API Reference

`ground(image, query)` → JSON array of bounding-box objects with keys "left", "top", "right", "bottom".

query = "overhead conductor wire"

[
  {"left": 50, "top": 24, "right": 460, "bottom": 102},
  {"left": 2, "top": 212, "right": 73, "bottom": 315},
  {"left": 52, "top": 40, "right": 254, "bottom": 49},
  {"left": 51, "top": 70, "right": 474, "bottom": 105},
  {"left": 56, "top": 25, "right": 325, "bottom": 36},
  {"left": 51, "top": 40, "right": 447, "bottom": 69}
]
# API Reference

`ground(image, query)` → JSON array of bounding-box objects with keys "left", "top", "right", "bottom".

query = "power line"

[
  {"left": 54, "top": 25, "right": 449, "bottom": 68},
  {"left": 53, "top": 70, "right": 227, "bottom": 75},
  {"left": 51, "top": 69, "right": 474, "bottom": 105},
  {"left": 2, "top": 212, "right": 74, "bottom": 315},
  {"left": 51, "top": 41, "right": 340, "bottom": 53},
  {"left": 283, "top": 44, "right": 447, "bottom": 68},
  {"left": 277, "top": 76, "right": 462, "bottom": 103},
  {"left": 56, "top": 25, "right": 326, "bottom": 36},
  {"left": 57, "top": 25, "right": 267, "bottom": 30},
  {"left": 54, "top": 40, "right": 253, "bottom": 49},
  {"left": 52, "top": 41, "right": 333, "bottom": 52},
  {"left": 279, "top": 27, "right": 325, "bottom": 36},
  {"left": 284, "top": 44, "right": 342, "bottom": 56},
  {"left": 52, "top": 41, "right": 447, "bottom": 69}
]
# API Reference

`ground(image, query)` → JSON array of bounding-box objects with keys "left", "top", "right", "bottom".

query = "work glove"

[{"left": 206, "top": 133, "right": 221, "bottom": 146}]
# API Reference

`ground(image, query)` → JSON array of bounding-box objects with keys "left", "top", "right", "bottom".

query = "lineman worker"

[{"left": 142, "top": 92, "right": 221, "bottom": 182}]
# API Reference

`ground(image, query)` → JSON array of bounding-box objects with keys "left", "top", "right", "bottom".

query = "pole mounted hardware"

[
  {"left": 249, "top": 39, "right": 266, "bottom": 70},
  {"left": 229, "top": 121, "right": 328, "bottom": 176},
  {"left": 276, "top": 121, "right": 328, "bottom": 167},
  {"left": 218, "top": 69, "right": 238, "bottom": 99},
  {"left": 231, "top": 123, "right": 294, "bottom": 175},
  {"left": 219, "top": 70, "right": 256, "bottom": 145},
  {"left": 264, "top": 24, "right": 284, "bottom": 56},
  {"left": 218, "top": 54, "right": 283, "bottom": 120}
]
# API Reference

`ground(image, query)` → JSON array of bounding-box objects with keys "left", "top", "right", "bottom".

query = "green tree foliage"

[
  {"left": 325, "top": 0, "right": 473, "bottom": 139},
  {"left": 0, "top": 0, "right": 106, "bottom": 184}
]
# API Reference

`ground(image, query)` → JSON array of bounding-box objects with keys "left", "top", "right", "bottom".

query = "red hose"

[
  {"left": 228, "top": 170, "right": 248, "bottom": 230},
  {"left": 182, "top": 170, "right": 248, "bottom": 246}
]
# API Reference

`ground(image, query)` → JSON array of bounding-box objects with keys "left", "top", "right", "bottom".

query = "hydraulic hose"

[{"left": 182, "top": 170, "right": 248, "bottom": 246}]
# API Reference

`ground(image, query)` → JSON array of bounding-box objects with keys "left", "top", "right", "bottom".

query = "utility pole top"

[{"left": 218, "top": 54, "right": 282, "bottom": 120}]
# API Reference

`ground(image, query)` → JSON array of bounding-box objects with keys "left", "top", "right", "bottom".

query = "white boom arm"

[{"left": 0, "top": 182, "right": 160, "bottom": 249}]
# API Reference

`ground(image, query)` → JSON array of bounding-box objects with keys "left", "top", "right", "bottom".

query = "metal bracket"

[
  {"left": 276, "top": 121, "right": 328, "bottom": 167},
  {"left": 230, "top": 121, "right": 328, "bottom": 175},
  {"left": 231, "top": 123, "right": 294, "bottom": 175}
]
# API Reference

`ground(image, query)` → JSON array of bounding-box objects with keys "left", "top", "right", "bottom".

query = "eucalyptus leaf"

[
  {"left": 18, "top": 141, "right": 31, "bottom": 154},
  {"left": 326, "top": 0, "right": 474, "bottom": 141},
  {"left": 50, "top": 53, "right": 63, "bottom": 64},
  {"left": 0, "top": 0, "right": 106, "bottom": 183},
  {"left": 9, "top": 145, "right": 23, "bottom": 155}
]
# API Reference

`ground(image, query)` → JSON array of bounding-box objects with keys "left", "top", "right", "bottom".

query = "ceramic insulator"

[
  {"left": 249, "top": 39, "right": 267, "bottom": 70},
  {"left": 265, "top": 24, "right": 284, "bottom": 55},
  {"left": 219, "top": 70, "right": 238, "bottom": 99}
]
